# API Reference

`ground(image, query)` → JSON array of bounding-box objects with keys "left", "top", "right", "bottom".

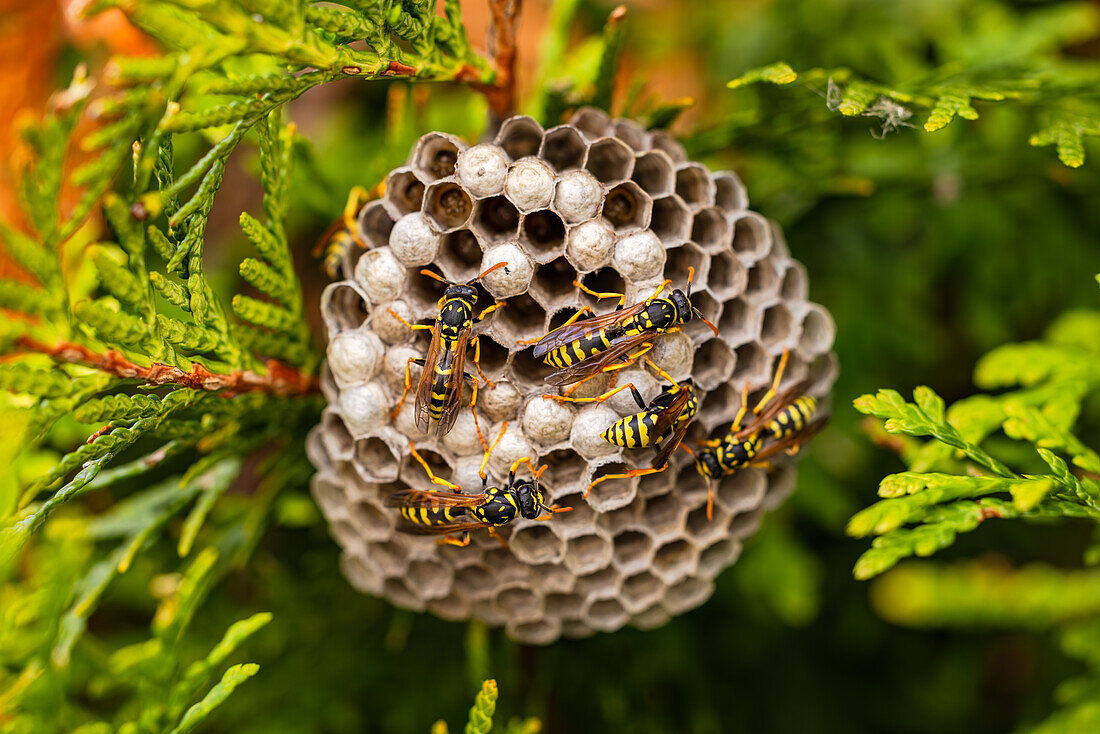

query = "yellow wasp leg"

[
  {"left": 584, "top": 465, "right": 667, "bottom": 498},
  {"left": 753, "top": 348, "right": 790, "bottom": 415},
  {"left": 487, "top": 526, "right": 509, "bottom": 549},
  {"left": 548, "top": 382, "right": 642, "bottom": 408},
  {"left": 470, "top": 336, "right": 495, "bottom": 389},
  {"left": 647, "top": 278, "right": 673, "bottom": 301},
  {"left": 468, "top": 379, "right": 489, "bottom": 453},
  {"left": 573, "top": 279, "right": 626, "bottom": 307},
  {"left": 698, "top": 438, "right": 723, "bottom": 448},
  {"left": 478, "top": 422, "right": 509, "bottom": 482},
  {"left": 409, "top": 442, "right": 461, "bottom": 491},
  {"left": 440, "top": 533, "right": 471, "bottom": 547},
  {"left": 517, "top": 307, "right": 593, "bottom": 345},
  {"left": 509, "top": 456, "right": 539, "bottom": 477},
  {"left": 474, "top": 301, "right": 504, "bottom": 324},
  {"left": 561, "top": 342, "right": 653, "bottom": 397},
  {"left": 342, "top": 185, "right": 370, "bottom": 234},
  {"left": 392, "top": 356, "right": 424, "bottom": 420},
  {"left": 387, "top": 307, "right": 434, "bottom": 333},
  {"left": 643, "top": 357, "right": 680, "bottom": 387},
  {"left": 730, "top": 381, "right": 753, "bottom": 433}
]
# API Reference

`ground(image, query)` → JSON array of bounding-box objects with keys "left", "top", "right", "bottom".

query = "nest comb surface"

[{"left": 308, "top": 108, "right": 838, "bottom": 644}]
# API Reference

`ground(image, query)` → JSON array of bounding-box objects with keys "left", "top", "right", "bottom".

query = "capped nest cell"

[{"left": 310, "top": 108, "right": 838, "bottom": 644}]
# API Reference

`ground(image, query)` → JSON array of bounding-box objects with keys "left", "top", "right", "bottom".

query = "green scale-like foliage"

[
  {"left": 0, "top": 1, "right": 507, "bottom": 730},
  {"left": 851, "top": 279, "right": 1100, "bottom": 733},
  {"left": 850, "top": 296, "right": 1100, "bottom": 580},
  {"left": 724, "top": 2, "right": 1100, "bottom": 166}
]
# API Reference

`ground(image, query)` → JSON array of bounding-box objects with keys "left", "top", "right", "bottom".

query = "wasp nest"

[{"left": 308, "top": 108, "right": 838, "bottom": 644}]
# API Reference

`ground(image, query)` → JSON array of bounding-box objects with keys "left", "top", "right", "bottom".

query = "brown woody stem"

[{"left": 16, "top": 336, "right": 318, "bottom": 398}]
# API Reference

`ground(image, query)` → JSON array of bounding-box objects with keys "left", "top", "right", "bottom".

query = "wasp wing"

[
  {"left": 397, "top": 519, "right": 494, "bottom": 536},
  {"left": 748, "top": 415, "right": 830, "bottom": 465},
  {"left": 543, "top": 330, "right": 656, "bottom": 386},
  {"left": 433, "top": 326, "right": 471, "bottom": 437},
  {"left": 385, "top": 487, "right": 488, "bottom": 509},
  {"left": 733, "top": 378, "right": 814, "bottom": 441},
  {"left": 532, "top": 301, "right": 649, "bottom": 359},
  {"left": 649, "top": 389, "right": 695, "bottom": 470},
  {"left": 413, "top": 320, "right": 444, "bottom": 432}
]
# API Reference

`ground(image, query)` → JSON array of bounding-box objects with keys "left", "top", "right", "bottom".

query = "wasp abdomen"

[{"left": 766, "top": 396, "right": 817, "bottom": 440}]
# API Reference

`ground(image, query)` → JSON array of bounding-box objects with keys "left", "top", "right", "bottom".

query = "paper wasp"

[
  {"left": 313, "top": 183, "right": 385, "bottom": 280},
  {"left": 526, "top": 266, "right": 717, "bottom": 391},
  {"left": 552, "top": 359, "right": 697, "bottom": 496},
  {"left": 387, "top": 425, "right": 570, "bottom": 547},
  {"left": 695, "top": 349, "right": 827, "bottom": 519},
  {"left": 388, "top": 263, "right": 507, "bottom": 438}
]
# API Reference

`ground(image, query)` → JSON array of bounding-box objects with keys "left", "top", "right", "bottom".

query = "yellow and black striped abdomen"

[
  {"left": 602, "top": 412, "right": 659, "bottom": 448},
  {"left": 766, "top": 396, "right": 817, "bottom": 441},
  {"left": 546, "top": 326, "right": 617, "bottom": 369},
  {"left": 400, "top": 504, "right": 463, "bottom": 527},
  {"left": 428, "top": 339, "right": 459, "bottom": 420}
]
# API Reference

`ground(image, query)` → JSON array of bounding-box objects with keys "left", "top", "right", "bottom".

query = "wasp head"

[
  {"left": 696, "top": 450, "right": 721, "bottom": 478},
  {"left": 669, "top": 289, "right": 694, "bottom": 325},
  {"left": 514, "top": 480, "right": 548, "bottom": 520},
  {"left": 445, "top": 283, "right": 478, "bottom": 302}
]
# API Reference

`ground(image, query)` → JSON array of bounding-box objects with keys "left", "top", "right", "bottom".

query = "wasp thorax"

[{"left": 313, "top": 108, "right": 837, "bottom": 645}]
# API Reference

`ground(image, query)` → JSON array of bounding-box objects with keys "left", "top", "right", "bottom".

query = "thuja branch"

[
  {"left": 475, "top": 0, "right": 524, "bottom": 121},
  {"left": 16, "top": 336, "right": 318, "bottom": 397}
]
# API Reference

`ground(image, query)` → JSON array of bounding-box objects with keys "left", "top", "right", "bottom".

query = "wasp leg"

[
  {"left": 478, "top": 422, "right": 509, "bottom": 482},
  {"left": 469, "top": 335, "right": 496, "bottom": 390},
  {"left": 487, "top": 527, "right": 509, "bottom": 549},
  {"left": 647, "top": 278, "right": 673, "bottom": 302},
  {"left": 549, "top": 382, "right": 644, "bottom": 409},
  {"left": 517, "top": 307, "right": 593, "bottom": 345},
  {"left": 561, "top": 343, "right": 653, "bottom": 397},
  {"left": 342, "top": 185, "right": 370, "bottom": 235},
  {"left": 440, "top": 532, "right": 471, "bottom": 547},
  {"left": 705, "top": 476, "right": 715, "bottom": 520},
  {"left": 584, "top": 464, "right": 669, "bottom": 498},
  {"left": 753, "top": 348, "right": 790, "bottom": 415},
  {"left": 474, "top": 301, "right": 504, "bottom": 324},
  {"left": 409, "top": 442, "right": 461, "bottom": 491},
  {"left": 392, "top": 357, "right": 426, "bottom": 419},
  {"left": 574, "top": 279, "right": 627, "bottom": 308},
  {"left": 508, "top": 456, "right": 542, "bottom": 480},
  {"left": 387, "top": 307, "right": 434, "bottom": 333},
  {"left": 729, "top": 381, "right": 753, "bottom": 433},
  {"left": 642, "top": 357, "right": 681, "bottom": 388},
  {"left": 466, "top": 378, "right": 489, "bottom": 453}
]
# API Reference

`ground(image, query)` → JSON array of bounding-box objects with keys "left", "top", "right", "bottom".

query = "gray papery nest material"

[{"left": 309, "top": 108, "right": 838, "bottom": 643}]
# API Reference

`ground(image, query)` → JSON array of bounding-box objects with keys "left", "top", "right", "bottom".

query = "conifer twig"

[
  {"left": 15, "top": 336, "right": 318, "bottom": 397},
  {"left": 476, "top": 0, "right": 523, "bottom": 122}
]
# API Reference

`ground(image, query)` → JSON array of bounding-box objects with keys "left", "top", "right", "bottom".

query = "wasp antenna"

[
  {"left": 418, "top": 268, "right": 450, "bottom": 285},
  {"left": 686, "top": 265, "right": 696, "bottom": 298},
  {"left": 694, "top": 307, "right": 719, "bottom": 336},
  {"left": 470, "top": 261, "right": 508, "bottom": 284}
]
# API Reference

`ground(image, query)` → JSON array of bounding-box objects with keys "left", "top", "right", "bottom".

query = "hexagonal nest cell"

[{"left": 311, "top": 109, "right": 837, "bottom": 644}]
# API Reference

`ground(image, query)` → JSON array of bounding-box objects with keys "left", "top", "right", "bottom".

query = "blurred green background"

[{"left": 9, "top": 0, "right": 1100, "bottom": 731}]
